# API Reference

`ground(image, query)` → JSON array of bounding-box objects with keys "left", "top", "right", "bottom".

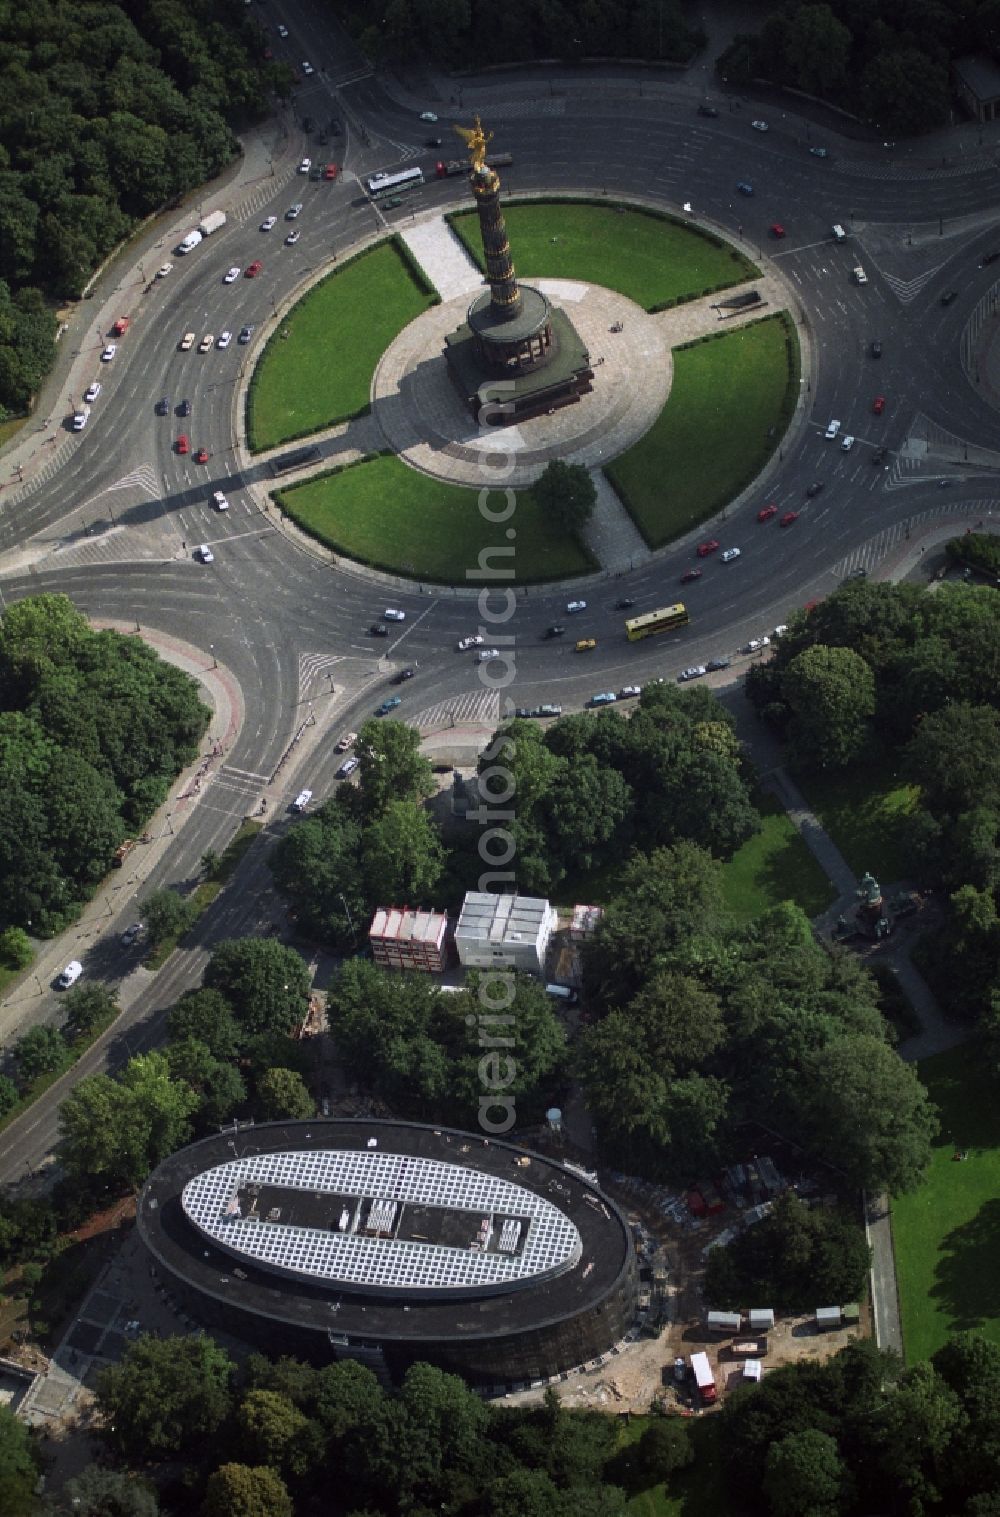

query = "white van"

[
  {"left": 292, "top": 789, "right": 313, "bottom": 812},
  {"left": 545, "top": 983, "right": 578, "bottom": 1004},
  {"left": 831, "top": 224, "right": 846, "bottom": 242}
]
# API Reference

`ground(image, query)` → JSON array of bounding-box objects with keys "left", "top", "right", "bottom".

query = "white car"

[
  {"left": 773, "top": 624, "right": 788, "bottom": 637},
  {"left": 841, "top": 434, "right": 855, "bottom": 451},
  {"left": 277, "top": 23, "right": 288, "bottom": 36},
  {"left": 57, "top": 961, "right": 83, "bottom": 989},
  {"left": 261, "top": 215, "right": 277, "bottom": 232},
  {"left": 101, "top": 344, "right": 117, "bottom": 362},
  {"left": 298, "top": 158, "right": 312, "bottom": 173},
  {"left": 457, "top": 634, "right": 484, "bottom": 651},
  {"left": 383, "top": 608, "right": 405, "bottom": 621},
  {"left": 197, "top": 544, "right": 214, "bottom": 563},
  {"left": 156, "top": 263, "right": 173, "bottom": 279},
  {"left": 678, "top": 666, "right": 707, "bottom": 682},
  {"left": 477, "top": 647, "right": 500, "bottom": 662},
  {"left": 199, "top": 334, "right": 214, "bottom": 353},
  {"left": 212, "top": 491, "right": 229, "bottom": 511},
  {"left": 825, "top": 419, "right": 841, "bottom": 439},
  {"left": 292, "top": 789, "right": 313, "bottom": 812},
  {"left": 743, "top": 636, "right": 770, "bottom": 653},
  {"left": 420, "top": 111, "right": 438, "bottom": 122},
  {"left": 619, "top": 685, "right": 641, "bottom": 698},
  {"left": 84, "top": 381, "right": 102, "bottom": 402},
  {"left": 566, "top": 600, "right": 587, "bottom": 613},
  {"left": 286, "top": 203, "right": 303, "bottom": 220},
  {"left": 720, "top": 547, "right": 742, "bottom": 562},
  {"left": 224, "top": 266, "right": 241, "bottom": 283},
  {"left": 336, "top": 757, "right": 360, "bottom": 779},
  {"left": 217, "top": 331, "right": 232, "bottom": 349},
  {"left": 751, "top": 119, "right": 769, "bottom": 131},
  {"left": 302, "top": 60, "right": 314, "bottom": 74},
  {"left": 285, "top": 230, "right": 301, "bottom": 245},
  {"left": 72, "top": 409, "right": 89, "bottom": 431}
]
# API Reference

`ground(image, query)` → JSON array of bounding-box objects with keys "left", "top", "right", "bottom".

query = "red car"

[
  {"left": 780, "top": 510, "right": 799, "bottom": 527},
  {"left": 195, "top": 448, "right": 209, "bottom": 464},
  {"left": 680, "top": 567, "right": 703, "bottom": 584},
  {"left": 176, "top": 434, "right": 189, "bottom": 454},
  {"left": 245, "top": 261, "right": 263, "bottom": 278},
  {"left": 873, "top": 395, "right": 886, "bottom": 414},
  {"left": 770, "top": 223, "right": 786, "bottom": 239},
  {"left": 324, "top": 162, "right": 340, "bottom": 180},
  {"left": 697, "top": 539, "right": 720, "bottom": 558},
  {"left": 757, "top": 503, "right": 778, "bottom": 522},
  {"left": 111, "top": 317, "right": 130, "bottom": 336}
]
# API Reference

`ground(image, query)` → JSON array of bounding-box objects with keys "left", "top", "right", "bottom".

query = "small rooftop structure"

[
  {"left": 748, "top": 1308, "right": 775, "bottom": 1331},
  {"left": 369, "top": 907, "right": 449, "bottom": 974},
  {"left": 455, "top": 892, "right": 557, "bottom": 976},
  {"left": 707, "top": 1310, "right": 741, "bottom": 1335},
  {"left": 953, "top": 55, "right": 1000, "bottom": 122},
  {"left": 742, "top": 1358, "right": 762, "bottom": 1382},
  {"left": 816, "top": 1305, "right": 842, "bottom": 1331}
]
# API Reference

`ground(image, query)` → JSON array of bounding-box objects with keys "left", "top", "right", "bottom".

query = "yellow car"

[{"left": 575, "top": 638, "right": 597, "bottom": 652}]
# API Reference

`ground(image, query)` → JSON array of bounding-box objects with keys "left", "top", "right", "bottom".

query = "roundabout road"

[{"left": 3, "top": 14, "right": 1000, "bottom": 1173}]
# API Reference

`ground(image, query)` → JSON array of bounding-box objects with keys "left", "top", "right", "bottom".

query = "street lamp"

[
  {"left": 210, "top": 644, "right": 217, "bottom": 669},
  {"left": 338, "top": 893, "right": 357, "bottom": 944}
]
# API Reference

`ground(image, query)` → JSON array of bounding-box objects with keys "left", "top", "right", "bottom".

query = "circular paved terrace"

[{"left": 371, "top": 280, "right": 672, "bottom": 488}]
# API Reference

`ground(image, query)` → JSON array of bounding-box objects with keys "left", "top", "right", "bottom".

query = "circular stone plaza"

[{"left": 138, "top": 1119, "right": 638, "bottom": 1387}]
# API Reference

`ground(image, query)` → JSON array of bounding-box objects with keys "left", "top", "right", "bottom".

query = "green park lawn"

[
  {"left": 719, "top": 792, "right": 837, "bottom": 922},
  {"left": 893, "top": 1041, "right": 1000, "bottom": 1362},
  {"left": 277, "top": 453, "right": 596, "bottom": 583},
  {"left": 449, "top": 201, "right": 757, "bottom": 310},
  {"left": 247, "top": 242, "right": 435, "bottom": 451},
  {"left": 606, "top": 315, "right": 799, "bottom": 548},
  {"left": 794, "top": 768, "right": 921, "bottom": 885}
]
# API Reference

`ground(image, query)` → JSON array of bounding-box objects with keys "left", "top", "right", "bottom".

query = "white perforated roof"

[{"left": 181, "top": 1148, "right": 582, "bottom": 1294}]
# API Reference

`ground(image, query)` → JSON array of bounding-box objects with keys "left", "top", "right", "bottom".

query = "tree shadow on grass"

[{"left": 930, "top": 1197, "right": 1000, "bottom": 1333}]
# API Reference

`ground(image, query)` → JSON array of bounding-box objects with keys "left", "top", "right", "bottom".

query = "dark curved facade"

[{"left": 137, "top": 1120, "right": 637, "bottom": 1387}]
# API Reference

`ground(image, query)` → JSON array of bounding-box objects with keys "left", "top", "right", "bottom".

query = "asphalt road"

[{"left": 1, "top": 9, "right": 999, "bottom": 1179}]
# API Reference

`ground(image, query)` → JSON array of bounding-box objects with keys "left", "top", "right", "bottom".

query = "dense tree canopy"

[
  {"left": 326, "top": 959, "right": 566, "bottom": 1126},
  {"left": 0, "top": 0, "right": 282, "bottom": 416},
  {"left": 0, "top": 596, "right": 208, "bottom": 932},
  {"left": 703, "top": 1191, "right": 870, "bottom": 1311},
  {"left": 58, "top": 1050, "right": 197, "bottom": 1188},
  {"left": 577, "top": 861, "right": 934, "bottom": 1189},
  {"left": 202, "top": 938, "right": 312, "bottom": 1038},
  {"left": 95, "top": 1334, "right": 234, "bottom": 1464}
]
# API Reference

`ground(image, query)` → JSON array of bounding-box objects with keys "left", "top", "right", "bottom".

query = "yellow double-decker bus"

[{"left": 625, "top": 603, "right": 690, "bottom": 641}]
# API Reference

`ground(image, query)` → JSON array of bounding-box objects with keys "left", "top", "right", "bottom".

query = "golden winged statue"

[{"left": 453, "top": 115, "right": 492, "bottom": 171}]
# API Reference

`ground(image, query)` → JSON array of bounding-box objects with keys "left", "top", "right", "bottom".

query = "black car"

[
  {"left": 239, "top": 325, "right": 255, "bottom": 344},
  {"left": 872, "top": 447, "right": 887, "bottom": 466},
  {"left": 426, "top": 136, "right": 443, "bottom": 147},
  {"left": 514, "top": 707, "right": 532, "bottom": 719},
  {"left": 697, "top": 103, "right": 719, "bottom": 117},
  {"left": 706, "top": 658, "right": 731, "bottom": 672},
  {"left": 156, "top": 396, "right": 170, "bottom": 415},
  {"left": 615, "top": 597, "right": 635, "bottom": 610},
  {"left": 941, "top": 290, "right": 958, "bottom": 306},
  {"left": 843, "top": 567, "right": 867, "bottom": 583},
  {"left": 178, "top": 398, "right": 191, "bottom": 416},
  {"left": 371, "top": 623, "right": 389, "bottom": 637},
  {"left": 805, "top": 481, "right": 824, "bottom": 498},
  {"left": 318, "top": 131, "right": 329, "bottom": 145},
  {"left": 982, "top": 251, "right": 1000, "bottom": 266},
  {"left": 870, "top": 339, "right": 882, "bottom": 359},
  {"left": 544, "top": 624, "right": 565, "bottom": 638},
  {"left": 394, "top": 667, "right": 415, "bottom": 683},
  {"left": 303, "top": 116, "right": 314, "bottom": 132}
]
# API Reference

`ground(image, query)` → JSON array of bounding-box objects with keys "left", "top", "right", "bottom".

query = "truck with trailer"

[{"left": 690, "top": 1351, "right": 717, "bottom": 1405}]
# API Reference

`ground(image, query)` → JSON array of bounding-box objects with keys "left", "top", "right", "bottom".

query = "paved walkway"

[{"left": 398, "top": 217, "right": 482, "bottom": 300}]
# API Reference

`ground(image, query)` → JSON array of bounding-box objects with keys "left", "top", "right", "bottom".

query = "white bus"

[{"left": 366, "top": 166, "right": 424, "bottom": 197}]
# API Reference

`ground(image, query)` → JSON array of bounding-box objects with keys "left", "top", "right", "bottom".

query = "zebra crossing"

[
  {"left": 833, "top": 498, "right": 1000, "bottom": 579},
  {"left": 414, "top": 687, "right": 501, "bottom": 731}
]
